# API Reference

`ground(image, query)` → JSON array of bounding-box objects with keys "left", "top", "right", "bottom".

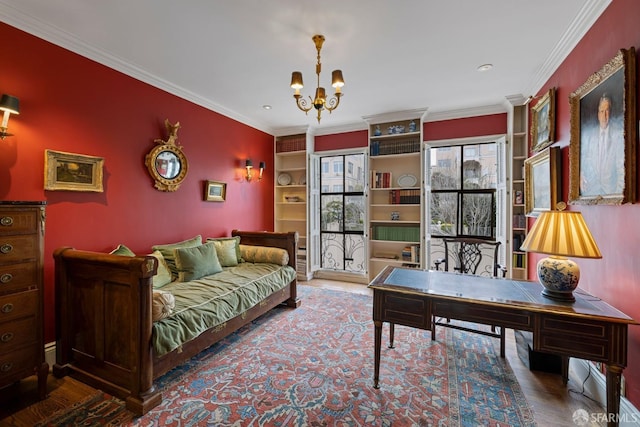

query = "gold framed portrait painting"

[
  {"left": 44, "top": 150, "right": 104, "bottom": 192},
  {"left": 568, "top": 47, "right": 636, "bottom": 205}
]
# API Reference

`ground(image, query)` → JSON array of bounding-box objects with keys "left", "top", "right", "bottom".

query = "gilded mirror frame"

[{"left": 145, "top": 119, "right": 188, "bottom": 192}]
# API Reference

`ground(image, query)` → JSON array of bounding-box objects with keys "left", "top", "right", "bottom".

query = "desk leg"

[
  {"left": 389, "top": 323, "right": 395, "bottom": 348},
  {"left": 605, "top": 364, "right": 623, "bottom": 427},
  {"left": 374, "top": 320, "right": 382, "bottom": 389}
]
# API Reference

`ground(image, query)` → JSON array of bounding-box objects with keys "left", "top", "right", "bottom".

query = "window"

[
  {"left": 319, "top": 154, "right": 366, "bottom": 273},
  {"left": 430, "top": 143, "right": 497, "bottom": 239}
]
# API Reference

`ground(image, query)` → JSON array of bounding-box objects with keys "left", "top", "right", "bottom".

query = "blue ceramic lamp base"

[{"left": 537, "top": 255, "right": 580, "bottom": 302}]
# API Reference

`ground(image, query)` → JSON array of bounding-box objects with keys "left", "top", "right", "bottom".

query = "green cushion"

[
  {"left": 110, "top": 244, "right": 135, "bottom": 257},
  {"left": 152, "top": 235, "right": 203, "bottom": 278},
  {"left": 210, "top": 238, "right": 239, "bottom": 267},
  {"left": 174, "top": 242, "right": 222, "bottom": 282},
  {"left": 206, "top": 236, "right": 241, "bottom": 263},
  {"left": 149, "top": 250, "right": 173, "bottom": 288}
]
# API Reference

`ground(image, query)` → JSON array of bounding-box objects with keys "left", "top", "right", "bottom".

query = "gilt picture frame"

[
  {"left": 530, "top": 87, "right": 555, "bottom": 153},
  {"left": 524, "top": 146, "right": 561, "bottom": 217},
  {"left": 568, "top": 47, "right": 636, "bottom": 205},
  {"left": 204, "top": 180, "right": 226, "bottom": 202},
  {"left": 44, "top": 149, "right": 104, "bottom": 192}
]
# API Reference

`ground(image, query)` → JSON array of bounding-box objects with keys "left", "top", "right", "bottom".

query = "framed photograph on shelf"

[
  {"left": 44, "top": 149, "right": 104, "bottom": 192},
  {"left": 204, "top": 180, "right": 226, "bottom": 202},
  {"left": 530, "top": 87, "right": 555, "bottom": 153},
  {"left": 568, "top": 47, "right": 636, "bottom": 205},
  {"left": 524, "top": 146, "right": 561, "bottom": 217}
]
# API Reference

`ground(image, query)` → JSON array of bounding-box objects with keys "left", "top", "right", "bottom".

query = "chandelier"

[{"left": 290, "top": 35, "right": 344, "bottom": 123}]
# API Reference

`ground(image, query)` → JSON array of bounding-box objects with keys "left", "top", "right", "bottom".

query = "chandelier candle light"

[
  {"left": 519, "top": 202, "right": 602, "bottom": 302},
  {"left": 290, "top": 35, "right": 344, "bottom": 123}
]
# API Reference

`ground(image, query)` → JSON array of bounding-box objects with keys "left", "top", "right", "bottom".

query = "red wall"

[
  {"left": 315, "top": 130, "right": 368, "bottom": 151},
  {"left": 0, "top": 23, "right": 275, "bottom": 343},
  {"left": 424, "top": 113, "right": 507, "bottom": 141},
  {"left": 528, "top": 0, "right": 640, "bottom": 405}
]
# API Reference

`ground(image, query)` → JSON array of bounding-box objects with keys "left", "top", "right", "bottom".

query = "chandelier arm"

[
  {"left": 294, "top": 95, "right": 313, "bottom": 113},
  {"left": 324, "top": 94, "right": 342, "bottom": 113}
]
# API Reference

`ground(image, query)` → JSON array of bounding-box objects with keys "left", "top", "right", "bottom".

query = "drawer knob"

[
  {"left": 0, "top": 363, "right": 12, "bottom": 372},
  {"left": 0, "top": 244, "right": 12, "bottom": 254},
  {"left": 0, "top": 273, "right": 12, "bottom": 283},
  {"left": 1, "top": 332, "right": 13, "bottom": 342},
  {"left": 1, "top": 303, "right": 13, "bottom": 314},
  {"left": 0, "top": 216, "right": 13, "bottom": 227}
]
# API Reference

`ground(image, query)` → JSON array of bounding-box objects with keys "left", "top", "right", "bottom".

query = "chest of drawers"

[{"left": 0, "top": 201, "right": 48, "bottom": 400}]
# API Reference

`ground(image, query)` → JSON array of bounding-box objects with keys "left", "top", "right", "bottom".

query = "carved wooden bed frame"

[{"left": 52, "top": 230, "right": 300, "bottom": 415}]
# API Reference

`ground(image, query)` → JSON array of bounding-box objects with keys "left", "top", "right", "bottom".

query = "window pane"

[
  {"left": 462, "top": 143, "right": 497, "bottom": 190},
  {"left": 430, "top": 147, "right": 460, "bottom": 190},
  {"left": 321, "top": 233, "right": 344, "bottom": 270},
  {"left": 345, "top": 154, "right": 365, "bottom": 192},
  {"left": 344, "top": 195, "right": 365, "bottom": 232},
  {"left": 344, "top": 234, "right": 366, "bottom": 272},
  {"left": 430, "top": 192, "right": 457, "bottom": 236},
  {"left": 462, "top": 193, "right": 494, "bottom": 237},
  {"left": 321, "top": 195, "right": 343, "bottom": 232}
]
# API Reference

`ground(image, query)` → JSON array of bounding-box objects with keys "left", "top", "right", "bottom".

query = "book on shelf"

[
  {"left": 372, "top": 225, "right": 420, "bottom": 242},
  {"left": 389, "top": 189, "right": 420, "bottom": 204},
  {"left": 276, "top": 135, "right": 306, "bottom": 153},
  {"left": 401, "top": 244, "right": 420, "bottom": 263},
  {"left": 513, "top": 252, "right": 527, "bottom": 269},
  {"left": 371, "top": 171, "right": 392, "bottom": 188},
  {"left": 512, "top": 214, "right": 526, "bottom": 228},
  {"left": 370, "top": 138, "right": 420, "bottom": 156}
]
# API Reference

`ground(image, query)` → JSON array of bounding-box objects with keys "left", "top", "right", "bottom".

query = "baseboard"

[
  {"left": 312, "top": 270, "right": 369, "bottom": 284},
  {"left": 569, "top": 358, "right": 640, "bottom": 425}
]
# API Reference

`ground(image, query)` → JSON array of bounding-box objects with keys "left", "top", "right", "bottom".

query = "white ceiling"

[{"left": 0, "top": 0, "right": 610, "bottom": 135}]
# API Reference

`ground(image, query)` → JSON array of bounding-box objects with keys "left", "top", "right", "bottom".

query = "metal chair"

[{"left": 432, "top": 237, "right": 507, "bottom": 357}]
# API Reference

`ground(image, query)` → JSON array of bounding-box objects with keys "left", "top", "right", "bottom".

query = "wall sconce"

[
  {"left": 0, "top": 94, "right": 20, "bottom": 139},
  {"left": 245, "top": 160, "right": 266, "bottom": 182}
]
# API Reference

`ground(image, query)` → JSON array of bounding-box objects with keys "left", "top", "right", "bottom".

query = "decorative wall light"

[
  {"left": 290, "top": 34, "right": 344, "bottom": 123},
  {"left": 519, "top": 202, "right": 602, "bottom": 302},
  {"left": 0, "top": 94, "right": 20, "bottom": 139},
  {"left": 245, "top": 159, "right": 265, "bottom": 182}
]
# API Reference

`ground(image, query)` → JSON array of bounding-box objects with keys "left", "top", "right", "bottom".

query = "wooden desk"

[{"left": 369, "top": 266, "right": 638, "bottom": 427}]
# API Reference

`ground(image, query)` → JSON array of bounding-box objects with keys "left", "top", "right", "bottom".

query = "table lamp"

[{"left": 519, "top": 202, "right": 602, "bottom": 302}]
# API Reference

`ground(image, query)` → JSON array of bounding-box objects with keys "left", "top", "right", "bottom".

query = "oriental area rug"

[{"left": 35, "top": 285, "right": 535, "bottom": 426}]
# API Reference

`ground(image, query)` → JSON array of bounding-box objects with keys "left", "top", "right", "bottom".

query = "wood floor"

[{"left": 0, "top": 278, "right": 605, "bottom": 426}]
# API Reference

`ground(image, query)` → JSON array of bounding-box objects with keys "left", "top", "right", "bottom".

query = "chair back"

[{"left": 433, "top": 237, "right": 505, "bottom": 277}]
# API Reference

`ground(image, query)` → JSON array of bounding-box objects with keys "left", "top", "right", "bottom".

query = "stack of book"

[
  {"left": 370, "top": 138, "right": 420, "bottom": 156},
  {"left": 371, "top": 171, "right": 392, "bottom": 188},
  {"left": 389, "top": 189, "right": 420, "bottom": 204},
  {"left": 401, "top": 244, "right": 420, "bottom": 263},
  {"left": 276, "top": 135, "right": 306, "bottom": 153}
]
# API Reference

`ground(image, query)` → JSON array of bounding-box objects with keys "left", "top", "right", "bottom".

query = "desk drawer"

[
  {"left": 0, "top": 290, "right": 38, "bottom": 322},
  {"left": 433, "top": 301, "right": 533, "bottom": 330},
  {"left": 0, "top": 316, "right": 37, "bottom": 351},
  {"left": 381, "top": 293, "right": 430, "bottom": 329},
  {"left": 536, "top": 316, "right": 609, "bottom": 361},
  {"left": 0, "top": 262, "right": 38, "bottom": 294}
]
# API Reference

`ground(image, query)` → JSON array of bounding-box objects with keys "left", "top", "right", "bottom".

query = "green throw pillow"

[
  {"left": 174, "top": 242, "right": 222, "bottom": 281},
  {"left": 207, "top": 236, "right": 242, "bottom": 267},
  {"left": 110, "top": 244, "right": 135, "bottom": 257},
  {"left": 152, "top": 235, "right": 203, "bottom": 279},
  {"left": 149, "top": 250, "right": 173, "bottom": 288},
  {"left": 210, "top": 238, "right": 239, "bottom": 267}
]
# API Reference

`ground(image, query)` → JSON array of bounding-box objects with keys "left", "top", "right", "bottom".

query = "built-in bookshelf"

[
  {"left": 509, "top": 103, "right": 528, "bottom": 280},
  {"left": 365, "top": 112, "right": 425, "bottom": 280},
  {"left": 274, "top": 133, "right": 309, "bottom": 281}
]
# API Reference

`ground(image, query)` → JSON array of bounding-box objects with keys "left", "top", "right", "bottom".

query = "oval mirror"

[{"left": 145, "top": 120, "right": 188, "bottom": 192}]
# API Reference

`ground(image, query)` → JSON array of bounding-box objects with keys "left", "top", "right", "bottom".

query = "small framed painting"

[
  {"left": 44, "top": 149, "right": 104, "bottom": 192},
  {"left": 568, "top": 47, "right": 636, "bottom": 205},
  {"left": 204, "top": 180, "right": 226, "bottom": 202},
  {"left": 530, "top": 87, "right": 555, "bottom": 153},
  {"left": 524, "top": 146, "right": 561, "bottom": 217}
]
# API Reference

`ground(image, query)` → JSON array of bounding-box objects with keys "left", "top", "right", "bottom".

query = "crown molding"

[
  {"left": 525, "top": 0, "right": 611, "bottom": 97},
  {"left": 424, "top": 104, "right": 507, "bottom": 122},
  {"left": 362, "top": 108, "right": 429, "bottom": 124}
]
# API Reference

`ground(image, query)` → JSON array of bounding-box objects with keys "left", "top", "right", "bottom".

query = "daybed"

[{"left": 52, "top": 230, "right": 300, "bottom": 415}]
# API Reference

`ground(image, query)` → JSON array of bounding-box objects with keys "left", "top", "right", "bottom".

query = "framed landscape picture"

[
  {"left": 44, "top": 149, "right": 104, "bottom": 192},
  {"left": 568, "top": 47, "right": 636, "bottom": 205},
  {"left": 524, "top": 146, "right": 561, "bottom": 217},
  {"left": 530, "top": 87, "right": 555, "bottom": 153},
  {"left": 204, "top": 180, "right": 226, "bottom": 202}
]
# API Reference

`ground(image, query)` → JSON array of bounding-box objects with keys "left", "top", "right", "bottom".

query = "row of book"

[
  {"left": 513, "top": 253, "right": 527, "bottom": 269},
  {"left": 371, "top": 225, "right": 420, "bottom": 242},
  {"left": 371, "top": 171, "right": 392, "bottom": 188},
  {"left": 370, "top": 139, "right": 420, "bottom": 156},
  {"left": 513, "top": 214, "right": 526, "bottom": 229},
  {"left": 512, "top": 233, "right": 526, "bottom": 251},
  {"left": 401, "top": 244, "right": 421, "bottom": 263},
  {"left": 276, "top": 136, "right": 306, "bottom": 153},
  {"left": 389, "top": 189, "right": 420, "bottom": 204}
]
